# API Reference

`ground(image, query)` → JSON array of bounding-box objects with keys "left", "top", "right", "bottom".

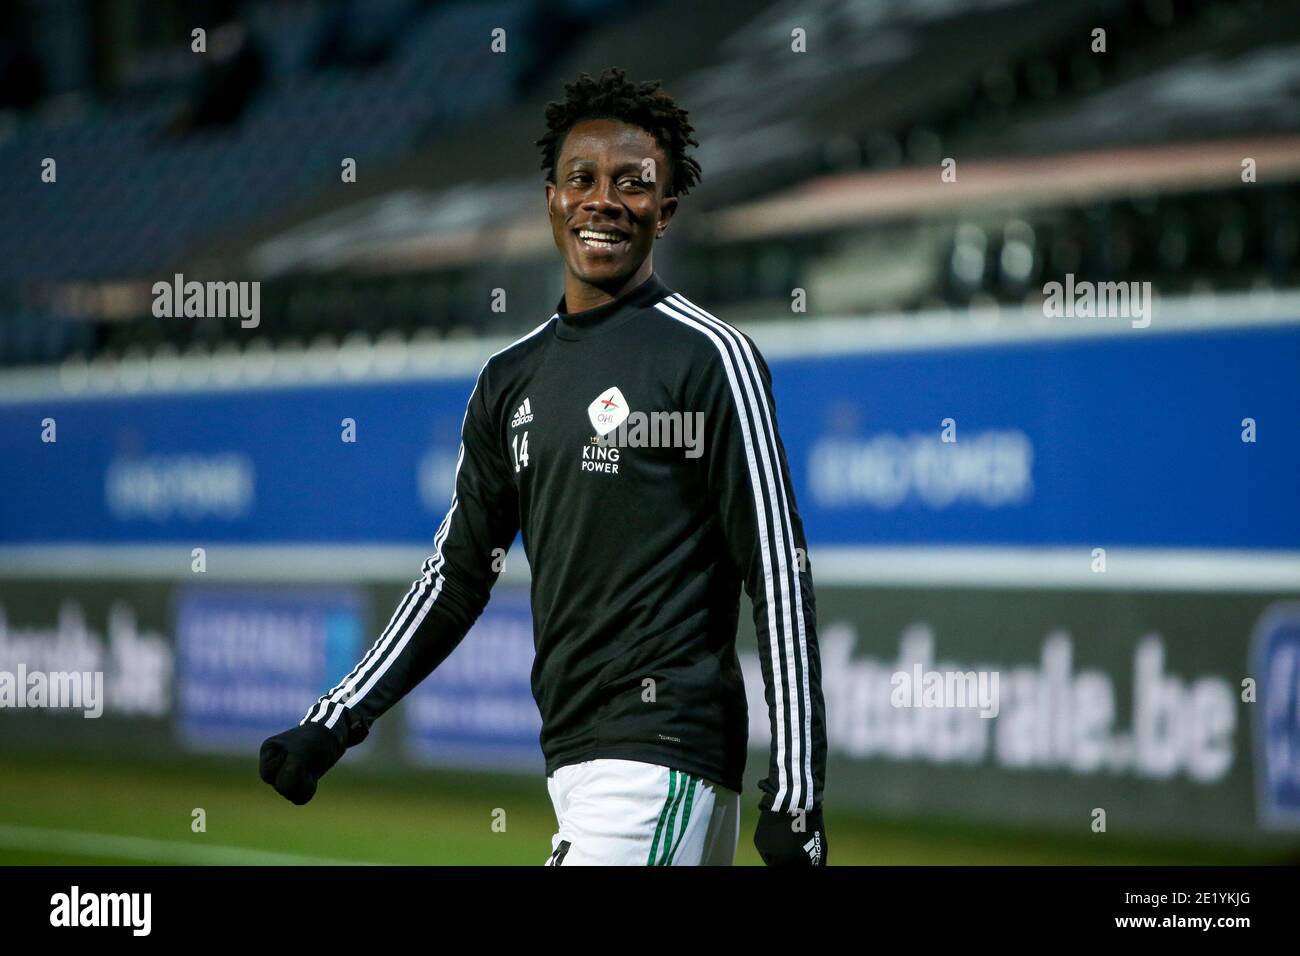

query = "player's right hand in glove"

[
  {"left": 259, "top": 722, "right": 344, "bottom": 805},
  {"left": 753, "top": 805, "right": 828, "bottom": 866}
]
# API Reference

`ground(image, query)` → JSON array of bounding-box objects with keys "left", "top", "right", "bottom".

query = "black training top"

[{"left": 302, "top": 272, "right": 826, "bottom": 813}]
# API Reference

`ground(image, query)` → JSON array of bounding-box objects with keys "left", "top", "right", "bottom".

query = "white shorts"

[{"left": 544, "top": 758, "right": 740, "bottom": 866}]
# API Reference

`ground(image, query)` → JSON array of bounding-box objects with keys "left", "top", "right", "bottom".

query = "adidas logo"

[
  {"left": 511, "top": 397, "right": 533, "bottom": 428},
  {"left": 803, "top": 832, "right": 823, "bottom": 866}
]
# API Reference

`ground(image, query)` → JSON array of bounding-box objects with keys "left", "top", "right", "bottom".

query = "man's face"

[{"left": 546, "top": 118, "right": 678, "bottom": 289}]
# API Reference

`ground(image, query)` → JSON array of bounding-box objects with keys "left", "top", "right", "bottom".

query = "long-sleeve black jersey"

[{"left": 301, "top": 272, "right": 825, "bottom": 812}]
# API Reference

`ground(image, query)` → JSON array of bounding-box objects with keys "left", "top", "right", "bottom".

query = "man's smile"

[{"left": 573, "top": 225, "right": 630, "bottom": 256}]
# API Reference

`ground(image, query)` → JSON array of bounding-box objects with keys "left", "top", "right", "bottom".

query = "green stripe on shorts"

[
  {"left": 657, "top": 773, "right": 690, "bottom": 865},
  {"left": 665, "top": 776, "right": 699, "bottom": 865},
  {"left": 647, "top": 770, "right": 679, "bottom": 865}
]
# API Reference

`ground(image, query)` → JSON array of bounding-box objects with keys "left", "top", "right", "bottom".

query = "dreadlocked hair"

[{"left": 536, "top": 67, "right": 702, "bottom": 198}]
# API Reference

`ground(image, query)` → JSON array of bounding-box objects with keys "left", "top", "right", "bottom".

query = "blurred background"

[{"left": 1, "top": 0, "right": 1298, "bottom": 864}]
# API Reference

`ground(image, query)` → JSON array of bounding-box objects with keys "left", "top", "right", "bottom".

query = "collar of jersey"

[{"left": 551, "top": 272, "right": 671, "bottom": 341}]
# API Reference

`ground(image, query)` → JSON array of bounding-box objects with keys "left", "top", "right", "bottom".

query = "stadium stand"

[{"left": 1, "top": 0, "right": 1297, "bottom": 369}]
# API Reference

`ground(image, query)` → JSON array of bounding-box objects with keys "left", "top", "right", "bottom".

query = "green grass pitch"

[{"left": 0, "top": 750, "right": 1284, "bottom": 866}]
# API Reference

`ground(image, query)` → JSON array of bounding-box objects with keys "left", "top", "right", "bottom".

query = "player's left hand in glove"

[
  {"left": 753, "top": 805, "right": 827, "bottom": 866},
  {"left": 259, "top": 722, "right": 344, "bottom": 806}
]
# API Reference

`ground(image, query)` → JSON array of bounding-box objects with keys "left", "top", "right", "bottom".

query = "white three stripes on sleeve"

[{"left": 654, "top": 295, "right": 814, "bottom": 812}]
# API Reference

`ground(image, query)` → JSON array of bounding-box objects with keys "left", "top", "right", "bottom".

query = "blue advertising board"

[
  {"left": 174, "top": 586, "right": 365, "bottom": 751},
  {"left": 3, "top": 321, "right": 1298, "bottom": 551},
  {"left": 1253, "top": 601, "right": 1300, "bottom": 828},
  {"left": 402, "top": 588, "right": 543, "bottom": 770}
]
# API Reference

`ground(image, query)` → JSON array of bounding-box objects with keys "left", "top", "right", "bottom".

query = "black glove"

[
  {"left": 259, "top": 722, "right": 344, "bottom": 805},
  {"left": 753, "top": 805, "right": 827, "bottom": 866}
]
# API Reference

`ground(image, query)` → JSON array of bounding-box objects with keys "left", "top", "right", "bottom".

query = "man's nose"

[{"left": 582, "top": 178, "right": 621, "bottom": 214}]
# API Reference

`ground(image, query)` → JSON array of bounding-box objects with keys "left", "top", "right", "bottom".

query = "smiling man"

[{"left": 259, "top": 68, "right": 827, "bottom": 866}]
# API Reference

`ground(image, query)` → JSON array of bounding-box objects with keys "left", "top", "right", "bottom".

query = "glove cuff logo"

[{"left": 802, "top": 832, "right": 823, "bottom": 865}]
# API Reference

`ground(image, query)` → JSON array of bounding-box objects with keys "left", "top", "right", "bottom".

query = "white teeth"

[{"left": 578, "top": 229, "right": 624, "bottom": 247}]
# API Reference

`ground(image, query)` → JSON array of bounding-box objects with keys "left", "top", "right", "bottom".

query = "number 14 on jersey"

[{"left": 512, "top": 431, "right": 530, "bottom": 472}]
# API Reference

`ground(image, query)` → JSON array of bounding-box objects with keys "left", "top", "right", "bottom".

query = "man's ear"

[
  {"left": 657, "top": 195, "right": 679, "bottom": 234},
  {"left": 545, "top": 182, "right": 555, "bottom": 207}
]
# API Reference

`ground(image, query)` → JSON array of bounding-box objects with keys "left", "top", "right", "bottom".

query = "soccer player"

[{"left": 259, "top": 68, "right": 827, "bottom": 866}]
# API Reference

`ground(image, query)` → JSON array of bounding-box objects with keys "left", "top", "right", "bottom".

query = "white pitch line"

[{"left": 0, "top": 824, "right": 383, "bottom": 866}]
